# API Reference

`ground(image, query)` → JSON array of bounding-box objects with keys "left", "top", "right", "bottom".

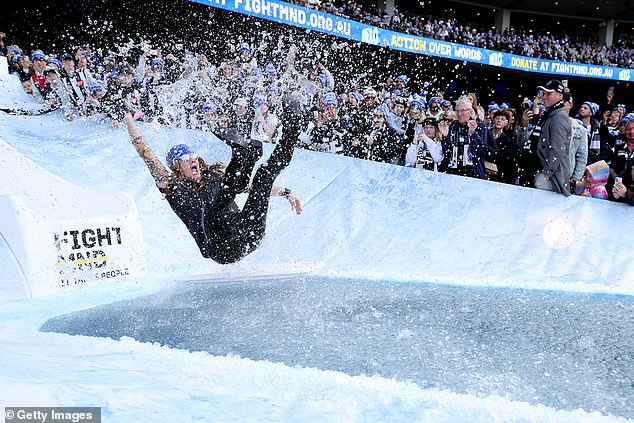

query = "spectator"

[
  {"left": 562, "top": 92, "right": 589, "bottom": 192},
  {"left": 438, "top": 96, "right": 488, "bottom": 179},
  {"left": 442, "top": 109, "right": 457, "bottom": 125},
  {"left": 58, "top": 52, "right": 91, "bottom": 120},
  {"left": 305, "top": 91, "right": 345, "bottom": 154},
  {"left": 404, "top": 117, "right": 444, "bottom": 171},
  {"left": 578, "top": 100, "right": 608, "bottom": 163},
  {"left": 251, "top": 93, "right": 281, "bottom": 144},
  {"left": 426, "top": 96, "right": 443, "bottom": 121},
  {"left": 365, "top": 103, "right": 403, "bottom": 164},
  {"left": 10, "top": 54, "right": 32, "bottom": 83},
  {"left": 228, "top": 97, "right": 254, "bottom": 139},
  {"left": 29, "top": 49, "right": 48, "bottom": 95},
  {"left": 606, "top": 104, "right": 628, "bottom": 149},
  {"left": 83, "top": 80, "right": 112, "bottom": 117},
  {"left": 517, "top": 79, "right": 571, "bottom": 195},
  {"left": 403, "top": 95, "right": 426, "bottom": 146},
  {"left": 0, "top": 31, "right": 7, "bottom": 57},
  {"left": 612, "top": 163, "right": 634, "bottom": 205},
  {"left": 76, "top": 53, "right": 95, "bottom": 85},
  {"left": 575, "top": 160, "right": 610, "bottom": 200},
  {"left": 345, "top": 87, "right": 379, "bottom": 158},
  {"left": 199, "top": 102, "right": 220, "bottom": 132},
  {"left": 386, "top": 95, "right": 407, "bottom": 136},
  {"left": 490, "top": 109, "right": 518, "bottom": 185},
  {"left": 40, "top": 67, "right": 64, "bottom": 109},
  {"left": 610, "top": 118, "right": 634, "bottom": 188},
  {"left": 394, "top": 74, "right": 411, "bottom": 99}
]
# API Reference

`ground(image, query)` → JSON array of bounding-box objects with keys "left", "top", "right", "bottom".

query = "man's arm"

[{"left": 124, "top": 113, "right": 170, "bottom": 190}]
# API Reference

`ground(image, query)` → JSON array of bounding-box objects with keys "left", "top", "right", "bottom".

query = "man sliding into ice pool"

[{"left": 123, "top": 95, "right": 304, "bottom": 264}]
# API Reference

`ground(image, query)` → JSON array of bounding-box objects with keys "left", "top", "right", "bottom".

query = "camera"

[{"left": 521, "top": 102, "right": 530, "bottom": 111}]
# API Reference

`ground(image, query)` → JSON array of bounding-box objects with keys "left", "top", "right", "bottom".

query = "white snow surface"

[{"left": 0, "top": 73, "right": 633, "bottom": 422}]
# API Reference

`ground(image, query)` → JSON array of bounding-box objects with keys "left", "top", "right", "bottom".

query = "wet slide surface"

[{"left": 42, "top": 276, "right": 634, "bottom": 419}]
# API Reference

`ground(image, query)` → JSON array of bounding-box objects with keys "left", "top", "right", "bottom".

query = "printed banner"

[{"left": 191, "top": 0, "right": 633, "bottom": 82}]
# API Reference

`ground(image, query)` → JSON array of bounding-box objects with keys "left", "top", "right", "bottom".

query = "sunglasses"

[{"left": 177, "top": 153, "right": 198, "bottom": 162}]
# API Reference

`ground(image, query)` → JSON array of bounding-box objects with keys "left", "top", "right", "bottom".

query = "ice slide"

[
  {"left": 0, "top": 71, "right": 147, "bottom": 298},
  {"left": 1, "top": 70, "right": 633, "bottom": 300}
]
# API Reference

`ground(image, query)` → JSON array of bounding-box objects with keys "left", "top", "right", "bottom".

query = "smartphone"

[
  {"left": 562, "top": 79, "right": 568, "bottom": 88},
  {"left": 537, "top": 89, "right": 544, "bottom": 98},
  {"left": 615, "top": 176, "right": 622, "bottom": 185},
  {"left": 608, "top": 86, "right": 615, "bottom": 96}
]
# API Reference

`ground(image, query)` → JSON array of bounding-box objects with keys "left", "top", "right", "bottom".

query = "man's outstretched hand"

[{"left": 286, "top": 192, "right": 302, "bottom": 215}]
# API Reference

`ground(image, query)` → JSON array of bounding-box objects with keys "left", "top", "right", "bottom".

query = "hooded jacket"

[{"left": 575, "top": 160, "right": 609, "bottom": 200}]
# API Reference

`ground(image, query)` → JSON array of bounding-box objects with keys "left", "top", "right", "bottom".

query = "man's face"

[
  {"left": 323, "top": 104, "right": 338, "bottom": 120},
  {"left": 455, "top": 104, "right": 473, "bottom": 125},
  {"left": 204, "top": 111, "right": 217, "bottom": 123},
  {"left": 541, "top": 90, "right": 562, "bottom": 109},
  {"left": 22, "top": 80, "right": 33, "bottom": 94},
  {"left": 234, "top": 104, "right": 247, "bottom": 117},
  {"left": 45, "top": 72, "right": 59, "bottom": 85},
  {"left": 372, "top": 112, "right": 385, "bottom": 128},
  {"left": 121, "top": 72, "right": 134, "bottom": 86},
  {"left": 62, "top": 59, "right": 75, "bottom": 73},
  {"left": 176, "top": 153, "right": 201, "bottom": 181},
  {"left": 33, "top": 57, "right": 47, "bottom": 71},
  {"left": 364, "top": 93, "right": 377, "bottom": 106},
  {"left": 579, "top": 104, "right": 592, "bottom": 118}
]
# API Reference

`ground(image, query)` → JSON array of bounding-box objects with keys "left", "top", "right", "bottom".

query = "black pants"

[{"left": 202, "top": 123, "right": 298, "bottom": 264}]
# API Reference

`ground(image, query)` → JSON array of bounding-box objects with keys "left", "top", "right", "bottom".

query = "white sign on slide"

[{"left": 0, "top": 138, "right": 147, "bottom": 297}]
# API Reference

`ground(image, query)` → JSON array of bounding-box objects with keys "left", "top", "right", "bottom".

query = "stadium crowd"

[
  {"left": 292, "top": 0, "right": 634, "bottom": 68},
  {"left": 1, "top": 26, "right": 633, "bottom": 205}
]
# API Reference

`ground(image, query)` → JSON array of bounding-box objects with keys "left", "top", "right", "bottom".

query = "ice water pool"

[{"left": 41, "top": 275, "right": 634, "bottom": 419}]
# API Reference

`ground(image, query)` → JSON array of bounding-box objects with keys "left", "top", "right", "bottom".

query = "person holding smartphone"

[
  {"left": 612, "top": 164, "right": 634, "bottom": 205},
  {"left": 610, "top": 118, "right": 634, "bottom": 202}
]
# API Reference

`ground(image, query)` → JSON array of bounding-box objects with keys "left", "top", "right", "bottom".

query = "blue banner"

[{"left": 191, "top": 0, "right": 633, "bottom": 82}]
